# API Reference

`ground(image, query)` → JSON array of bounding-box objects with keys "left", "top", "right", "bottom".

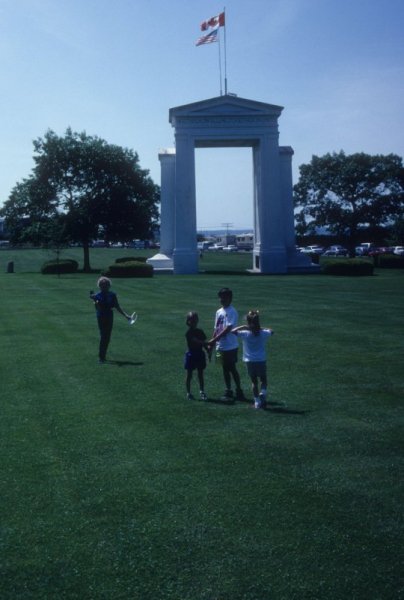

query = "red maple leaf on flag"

[{"left": 200, "top": 12, "right": 225, "bottom": 31}]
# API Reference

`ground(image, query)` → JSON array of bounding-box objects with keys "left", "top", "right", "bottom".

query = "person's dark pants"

[
  {"left": 97, "top": 313, "right": 113, "bottom": 361},
  {"left": 221, "top": 348, "right": 242, "bottom": 393}
]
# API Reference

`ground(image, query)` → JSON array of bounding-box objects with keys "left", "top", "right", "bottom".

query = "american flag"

[{"left": 195, "top": 27, "right": 219, "bottom": 46}]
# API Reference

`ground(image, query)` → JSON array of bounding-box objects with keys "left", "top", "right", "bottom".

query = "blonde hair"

[
  {"left": 246, "top": 310, "right": 261, "bottom": 334},
  {"left": 186, "top": 311, "right": 198, "bottom": 326},
  {"left": 97, "top": 276, "right": 111, "bottom": 288}
]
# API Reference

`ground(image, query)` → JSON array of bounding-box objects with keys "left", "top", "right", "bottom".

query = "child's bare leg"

[
  {"left": 259, "top": 374, "right": 268, "bottom": 407},
  {"left": 186, "top": 370, "right": 193, "bottom": 394},
  {"left": 197, "top": 367, "right": 205, "bottom": 392},
  {"left": 222, "top": 365, "right": 232, "bottom": 390},
  {"left": 251, "top": 375, "right": 259, "bottom": 398},
  {"left": 230, "top": 364, "right": 242, "bottom": 391},
  {"left": 197, "top": 367, "right": 208, "bottom": 400}
]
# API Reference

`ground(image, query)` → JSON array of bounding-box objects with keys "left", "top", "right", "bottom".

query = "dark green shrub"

[
  {"left": 102, "top": 261, "right": 153, "bottom": 278},
  {"left": 115, "top": 256, "right": 147, "bottom": 264},
  {"left": 377, "top": 254, "right": 404, "bottom": 269},
  {"left": 322, "top": 258, "right": 373, "bottom": 276},
  {"left": 41, "top": 259, "right": 79, "bottom": 274},
  {"left": 309, "top": 252, "right": 320, "bottom": 264}
]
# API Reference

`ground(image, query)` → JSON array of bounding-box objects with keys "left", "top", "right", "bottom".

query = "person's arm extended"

[
  {"left": 208, "top": 324, "right": 233, "bottom": 346},
  {"left": 188, "top": 334, "right": 208, "bottom": 348},
  {"left": 114, "top": 298, "right": 130, "bottom": 320},
  {"left": 231, "top": 325, "right": 249, "bottom": 334}
]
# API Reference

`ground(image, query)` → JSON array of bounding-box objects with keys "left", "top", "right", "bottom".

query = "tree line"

[
  {"left": 1, "top": 130, "right": 403, "bottom": 267},
  {"left": 1, "top": 129, "right": 160, "bottom": 272},
  {"left": 294, "top": 151, "right": 404, "bottom": 254}
]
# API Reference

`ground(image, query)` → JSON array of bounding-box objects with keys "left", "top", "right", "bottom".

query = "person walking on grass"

[
  {"left": 210, "top": 287, "right": 245, "bottom": 402},
  {"left": 184, "top": 311, "right": 211, "bottom": 401},
  {"left": 232, "top": 310, "right": 274, "bottom": 409},
  {"left": 90, "top": 276, "right": 131, "bottom": 363}
]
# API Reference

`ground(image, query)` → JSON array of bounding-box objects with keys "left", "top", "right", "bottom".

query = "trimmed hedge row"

[
  {"left": 308, "top": 253, "right": 320, "bottom": 264},
  {"left": 115, "top": 256, "right": 147, "bottom": 264},
  {"left": 374, "top": 254, "right": 404, "bottom": 269},
  {"left": 41, "top": 259, "right": 79, "bottom": 274},
  {"left": 322, "top": 259, "right": 374, "bottom": 276},
  {"left": 102, "top": 260, "right": 153, "bottom": 278}
]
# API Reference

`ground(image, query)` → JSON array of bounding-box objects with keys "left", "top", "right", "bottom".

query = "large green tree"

[
  {"left": 294, "top": 151, "right": 404, "bottom": 253},
  {"left": 1, "top": 129, "right": 160, "bottom": 271}
]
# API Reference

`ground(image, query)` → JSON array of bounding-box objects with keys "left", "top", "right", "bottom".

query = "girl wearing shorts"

[
  {"left": 232, "top": 310, "right": 274, "bottom": 409},
  {"left": 184, "top": 311, "right": 211, "bottom": 401}
]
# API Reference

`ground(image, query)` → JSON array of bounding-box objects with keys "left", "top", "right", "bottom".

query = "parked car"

[
  {"left": 323, "top": 245, "right": 348, "bottom": 257},
  {"left": 197, "top": 241, "right": 212, "bottom": 251},
  {"left": 126, "top": 240, "right": 145, "bottom": 249},
  {"left": 207, "top": 244, "right": 224, "bottom": 251},
  {"left": 301, "top": 245, "right": 324, "bottom": 255},
  {"left": 223, "top": 245, "right": 238, "bottom": 252},
  {"left": 391, "top": 246, "right": 404, "bottom": 256},
  {"left": 91, "top": 239, "right": 109, "bottom": 247},
  {"left": 368, "top": 246, "right": 393, "bottom": 256},
  {"left": 355, "top": 242, "right": 376, "bottom": 255}
]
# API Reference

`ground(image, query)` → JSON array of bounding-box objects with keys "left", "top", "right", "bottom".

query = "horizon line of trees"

[
  {"left": 293, "top": 151, "right": 404, "bottom": 255},
  {"left": 1, "top": 134, "right": 404, "bottom": 264},
  {"left": 0, "top": 128, "right": 160, "bottom": 272}
]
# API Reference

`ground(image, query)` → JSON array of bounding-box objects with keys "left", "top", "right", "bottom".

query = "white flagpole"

[
  {"left": 218, "top": 29, "right": 223, "bottom": 95},
  {"left": 223, "top": 7, "right": 228, "bottom": 94}
]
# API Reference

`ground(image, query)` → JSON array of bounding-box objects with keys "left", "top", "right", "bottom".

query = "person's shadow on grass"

[
  {"left": 205, "top": 397, "right": 236, "bottom": 406},
  {"left": 264, "top": 401, "right": 308, "bottom": 415},
  {"left": 107, "top": 360, "right": 144, "bottom": 367},
  {"left": 204, "top": 398, "right": 307, "bottom": 414},
  {"left": 234, "top": 395, "right": 308, "bottom": 415}
]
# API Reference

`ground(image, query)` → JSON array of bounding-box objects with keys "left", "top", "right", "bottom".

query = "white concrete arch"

[{"left": 148, "top": 95, "right": 313, "bottom": 274}]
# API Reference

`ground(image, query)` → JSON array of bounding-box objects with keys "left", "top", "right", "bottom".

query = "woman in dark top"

[{"left": 90, "top": 277, "right": 130, "bottom": 363}]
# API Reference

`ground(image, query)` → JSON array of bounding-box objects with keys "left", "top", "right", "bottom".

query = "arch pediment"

[{"left": 169, "top": 95, "right": 283, "bottom": 125}]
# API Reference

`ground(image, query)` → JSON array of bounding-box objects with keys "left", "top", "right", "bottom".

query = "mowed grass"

[{"left": 0, "top": 249, "right": 403, "bottom": 599}]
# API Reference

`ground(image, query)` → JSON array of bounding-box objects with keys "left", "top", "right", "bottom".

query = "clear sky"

[{"left": 1, "top": 0, "right": 403, "bottom": 230}]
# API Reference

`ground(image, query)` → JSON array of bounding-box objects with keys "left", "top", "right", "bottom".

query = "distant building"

[
  {"left": 215, "top": 233, "right": 236, "bottom": 246},
  {"left": 236, "top": 233, "right": 254, "bottom": 250}
]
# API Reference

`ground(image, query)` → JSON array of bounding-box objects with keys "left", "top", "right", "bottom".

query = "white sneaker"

[
  {"left": 199, "top": 391, "right": 208, "bottom": 401},
  {"left": 187, "top": 393, "right": 195, "bottom": 401},
  {"left": 254, "top": 398, "right": 262, "bottom": 409}
]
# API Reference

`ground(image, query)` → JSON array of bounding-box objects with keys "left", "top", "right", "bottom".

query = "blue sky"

[{"left": 1, "top": 0, "right": 403, "bottom": 230}]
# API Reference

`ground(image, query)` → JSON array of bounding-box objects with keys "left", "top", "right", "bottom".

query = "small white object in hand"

[{"left": 129, "top": 312, "right": 138, "bottom": 325}]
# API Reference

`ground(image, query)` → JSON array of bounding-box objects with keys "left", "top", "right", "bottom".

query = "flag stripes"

[{"left": 195, "top": 27, "right": 219, "bottom": 46}]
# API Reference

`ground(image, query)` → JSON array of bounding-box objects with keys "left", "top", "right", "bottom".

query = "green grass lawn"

[{"left": 0, "top": 249, "right": 403, "bottom": 599}]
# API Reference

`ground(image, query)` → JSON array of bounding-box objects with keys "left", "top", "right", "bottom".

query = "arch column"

[
  {"left": 158, "top": 150, "right": 175, "bottom": 256},
  {"left": 173, "top": 133, "right": 198, "bottom": 274},
  {"left": 279, "top": 146, "right": 314, "bottom": 271},
  {"left": 146, "top": 149, "right": 175, "bottom": 271},
  {"left": 279, "top": 146, "right": 296, "bottom": 252},
  {"left": 253, "top": 134, "right": 287, "bottom": 273}
]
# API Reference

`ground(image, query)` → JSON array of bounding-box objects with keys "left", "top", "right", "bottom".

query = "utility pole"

[{"left": 221, "top": 222, "right": 233, "bottom": 244}]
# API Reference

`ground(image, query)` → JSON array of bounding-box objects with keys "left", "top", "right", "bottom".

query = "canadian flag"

[{"left": 200, "top": 11, "right": 225, "bottom": 31}]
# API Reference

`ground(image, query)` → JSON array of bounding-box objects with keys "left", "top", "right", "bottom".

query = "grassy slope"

[{"left": 0, "top": 249, "right": 403, "bottom": 599}]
